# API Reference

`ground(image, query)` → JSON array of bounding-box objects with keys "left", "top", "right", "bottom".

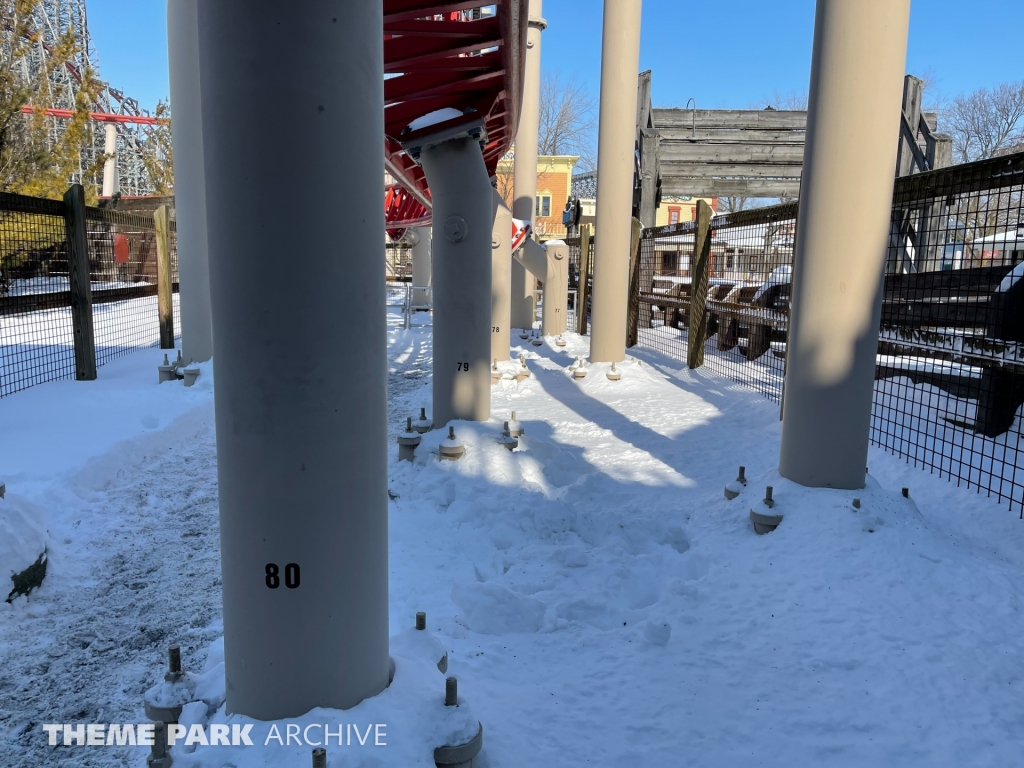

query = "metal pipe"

[
  {"left": 198, "top": 0, "right": 389, "bottom": 718},
  {"left": 491, "top": 190, "right": 512, "bottom": 362},
  {"left": 589, "top": 0, "right": 643, "bottom": 363},
  {"left": 168, "top": 0, "right": 214, "bottom": 364},
  {"left": 510, "top": 0, "right": 546, "bottom": 331},
  {"left": 515, "top": 239, "right": 568, "bottom": 337},
  {"left": 420, "top": 136, "right": 494, "bottom": 425},
  {"left": 101, "top": 123, "right": 119, "bottom": 197},
  {"left": 779, "top": 0, "right": 911, "bottom": 489},
  {"left": 410, "top": 227, "right": 432, "bottom": 308}
]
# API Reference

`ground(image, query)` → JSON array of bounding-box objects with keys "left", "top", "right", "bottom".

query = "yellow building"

[
  {"left": 655, "top": 195, "right": 718, "bottom": 226},
  {"left": 496, "top": 152, "right": 579, "bottom": 241}
]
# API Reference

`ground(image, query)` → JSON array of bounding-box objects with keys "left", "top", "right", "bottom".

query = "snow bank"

[{"left": 0, "top": 494, "right": 47, "bottom": 601}]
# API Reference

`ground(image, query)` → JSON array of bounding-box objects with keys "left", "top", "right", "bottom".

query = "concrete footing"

[
  {"left": 398, "top": 418, "right": 422, "bottom": 462},
  {"left": 434, "top": 723, "right": 484, "bottom": 768},
  {"left": 439, "top": 426, "right": 466, "bottom": 461}
]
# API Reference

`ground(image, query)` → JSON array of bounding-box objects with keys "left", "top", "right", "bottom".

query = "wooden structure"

[
  {"left": 888, "top": 75, "right": 954, "bottom": 273},
  {"left": 636, "top": 74, "right": 951, "bottom": 207},
  {"left": 651, "top": 106, "right": 806, "bottom": 199}
]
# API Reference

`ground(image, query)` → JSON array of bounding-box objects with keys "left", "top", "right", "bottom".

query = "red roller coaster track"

[
  {"left": 383, "top": 2, "right": 527, "bottom": 238},
  {"left": 20, "top": 106, "right": 167, "bottom": 125}
]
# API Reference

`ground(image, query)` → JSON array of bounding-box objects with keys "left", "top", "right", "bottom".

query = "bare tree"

[
  {"left": 718, "top": 196, "right": 749, "bottom": 214},
  {"left": 538, "top": 71, "right": 596, "bottom": 170},
  {"left": 755, "top": 90, "right": 808, "bottom": 111},
  {"left": 944, "top": 80, "right": 1024, "bottom": 163}
]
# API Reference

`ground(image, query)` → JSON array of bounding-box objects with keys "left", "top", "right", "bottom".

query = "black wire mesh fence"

[
  {"left": 631, "top": 151, "right": 1024, "bottom": 515},
  {"left": 0, "top": 193, "right": 76, "bottom": 395},
  {"left": 634, "top": 202, "right": 797, "bottom": 402},
  {"left": 875, "top": 153, "right": 1024, "bottom": 514},
  {"left": 0, "top": 189, "right": 179, "bottom": 398},
  {"left": 85, "top": 207, "right": 179, "bottom": 367},
  {"left": 566, "top": 228, "right": 595, "bottom": 334}
]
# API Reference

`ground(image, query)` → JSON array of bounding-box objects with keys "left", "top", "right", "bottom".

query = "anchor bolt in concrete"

[{"left": 439, "top": 427, "right": 466, "bottom": 461}]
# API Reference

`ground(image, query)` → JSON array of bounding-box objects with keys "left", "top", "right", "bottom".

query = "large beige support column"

[
  {"left": 778, "top": 0, "right": 911, "bottom": 489},
  {"left": 168, "top": 0, "right": 214, "bottom": 363},
  {"left": 510, "top": 261, "right": 535, "bottom": 330},
  {"left": 491, "top": 190, "right": 512, "bottom": 361},
  {"left": 198, "top": 0, "right": 388, "bottom": 718},
  {"left": 101, "top": 124, "right": 119, "bottom": 197},
  {"left": 420, "top": 135, "right": 493, "bottom": 425},
  {"left": 511, "top": 0, "right": 545, "bottom": 331},
  {"left": 410, "top": 227, "right": 432, "bottom": 307},
  {"left": 589, "top": 0, "right": 643, "bottom": 363}
]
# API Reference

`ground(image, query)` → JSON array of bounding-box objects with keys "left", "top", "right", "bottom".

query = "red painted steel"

[
  {"left": 20, "top": 106, "right": 168, "bottom": 125},
  {"left": 383, "top": 2, "right": 527, "bottom": 235}
]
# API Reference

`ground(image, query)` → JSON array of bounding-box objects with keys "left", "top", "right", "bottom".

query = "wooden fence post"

[
  {"left": 687, "top": 199, "right": 713, "bottom": 369},
  {"left": 576, "top": 224, "right": 592, "bottom": 335},
  {"left": 154, "top": 204, "right": 175, "bottom": 349},
  {"left": 625, "top": 217, "right": 644, "bottom": 348},
  {"left": 63, "top": 184, "right": 96, "bottom": 380}
]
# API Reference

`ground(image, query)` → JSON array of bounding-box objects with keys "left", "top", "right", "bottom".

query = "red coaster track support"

[{"left": 383, "top": 1, "right": 527, "bottom": 236}]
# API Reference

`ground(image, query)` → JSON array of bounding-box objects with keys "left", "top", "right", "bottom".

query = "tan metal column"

[
  {"left": 420, "top": 135, "right": 494, "bottom": 426},
  {"left": 778, "top": 0, "right": 911, "bottom": 489},
  {"left": 168, "top": 0, "right": 214, "bottom": 363},
  {"left": 542, "top": 240, "right": 569, "bottom": 336},
  {"left": 589, "top": 0, "right": 643, "bottom": 362},
  {"left": 491, "top": 190, "right": 512, "bottom": 361},
  {"left": 198, "top": 0, "right": 389, "bottom": 718},
  {"left": 410, "top": 227, "right": 432, "bottom": 307},
  {"left": 510, "top": 260, "right": 535, "bottom": 331},
  {"left": 511, "top": 0, "right": 546, "bottom": 331}
]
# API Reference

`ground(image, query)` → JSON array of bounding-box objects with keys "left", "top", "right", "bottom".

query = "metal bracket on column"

[{"left": 402, "top": 118, "right": 487, "bottom": 165}]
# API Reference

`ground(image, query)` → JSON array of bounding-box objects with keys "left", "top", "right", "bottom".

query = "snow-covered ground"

[{"left": 2, "top": 308, "right": 1024, "bottom": 767}]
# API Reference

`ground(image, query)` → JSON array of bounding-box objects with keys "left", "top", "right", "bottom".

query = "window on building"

[
  {"left": 668, "top": 207, "right": 681, "bottom": 225},
  {"left": 536, "top": 195, "right": 551, "bottom": 218}
]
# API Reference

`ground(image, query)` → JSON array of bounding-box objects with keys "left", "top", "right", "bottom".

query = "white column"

[
  {"left": 167, "top": 0, "right": 214, "bottom": 363},
  {"left": 197, "top": 0, "right": 389, "bottom": 718},
  {"left": 778, "top": 0, "right": 911, "bottom": 489},
  {"left": 589, "top": 0, "right": 643, "bottom": 363},
  {"left": 420, "top": 136, "right": 494, "bottom": 425},
  {"left": 410, "top": 227, "right": 432, "bottom": 307},
  {"left": 491, "top": 189, "right": 512, "bottom": 361},
  {"left": 101, "top": 123, "right": 119, "bottom": 197},
  {"left": 511, "top": 0, "right": 546, "bottom": 331}
]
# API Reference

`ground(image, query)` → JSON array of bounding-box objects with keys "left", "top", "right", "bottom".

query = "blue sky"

[{"left": 88, "top": 0, "right": 1023, "bottom": 114}]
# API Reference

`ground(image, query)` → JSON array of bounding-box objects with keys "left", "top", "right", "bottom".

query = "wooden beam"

[
  {"left": 661, "top": 177, "right": 802, "bottom": 197},
  {"left": 660, "top": 162, "right": 804, "bottom": 179},
  {"left": 657, "top": 128, "right": 805, "bottom": 144},
  {"left": 653, "top": 109, "right": 807, "bottom": 130},
  {"left": 660, "top": 142, "right": 806, "bottom": 164},
  {"left": 636, "top": 70, "right": 652, "bottom": 139},
  {"left": 638, "top": 129, "right": 660, "bottom": 227}
]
